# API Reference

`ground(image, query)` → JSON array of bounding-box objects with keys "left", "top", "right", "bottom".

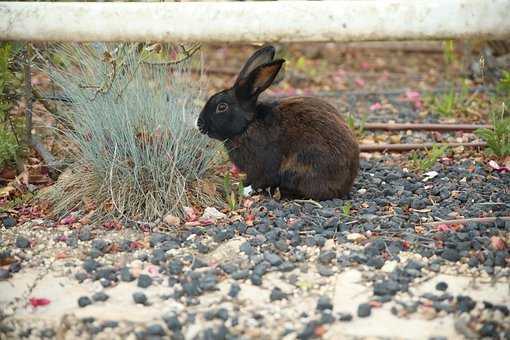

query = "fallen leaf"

[
  {"left": 60, "top": 215, "right": 78, "bottom": 225},
  {"left": 200, "top": 207, "right": 226, "bottom": 221},
  {"left": 436, "top": 224, "right": 451, "bottom": 232},
  {"left": 163, "top": 214, "right": 180, "bottom": 225}
]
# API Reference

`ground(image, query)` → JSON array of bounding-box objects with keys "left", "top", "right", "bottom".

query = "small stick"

[
  {"left": 293, "top": 199, "right": 323, "bottom": 209},
  {"left": 359, "top": 142, "right": 486, "bottom": 152},
  {"left": 423, "top": 217, "right": 510, "bottom": 227},
  {"left": 24, "top": 43, "right": 33, "bottom": 144},
  {"left": 362, "top": 123, "right": 491, "bottom": 132}
]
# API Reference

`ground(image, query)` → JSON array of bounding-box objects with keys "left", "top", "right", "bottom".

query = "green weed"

[
  {"left": 475, "top": 103, "right": 510, "bottom": 157},
  {"left": 341, "top": 201, "right": 352, "bottom": 217},
  {"left": 408, "top": 145, "right": 449, "bottom": 172}
]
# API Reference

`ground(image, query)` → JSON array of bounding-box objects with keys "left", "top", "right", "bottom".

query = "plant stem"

[{"left": 24, "top": 43, "right": 33, "bottom": 144}]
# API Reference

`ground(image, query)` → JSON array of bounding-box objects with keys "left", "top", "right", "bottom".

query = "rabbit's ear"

[
  {"left": 236, "top": 45, "right": 276, "bottom": 84},
  {"left": 236, "top": 59, "right": 285, "bottom": 100}
]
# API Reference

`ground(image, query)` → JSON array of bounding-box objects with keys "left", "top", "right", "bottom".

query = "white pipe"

[{"left": 0, "top": 1, "right": 509, "bottom": 43}]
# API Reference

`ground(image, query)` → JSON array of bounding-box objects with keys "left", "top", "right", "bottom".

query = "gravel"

[
  {"left": 357, "top": 303, "right": 372, "bottom": 317},
  {"left": 78, "top": 296, "right": 92, "bottom": 308}
]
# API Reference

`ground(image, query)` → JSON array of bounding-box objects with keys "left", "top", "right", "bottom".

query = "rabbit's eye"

[{"left": 216, "top": 103, "right": 228, "bottom": 113}]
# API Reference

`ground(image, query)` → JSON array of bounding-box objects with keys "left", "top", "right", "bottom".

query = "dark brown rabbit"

[{"left": 197, "top": 45, "right": 359, "bottom": 200}]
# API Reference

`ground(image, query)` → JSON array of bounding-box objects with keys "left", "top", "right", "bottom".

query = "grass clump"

[
  {"left": 43, "top": 43, "right": 221, "bottom": 222},
  {"left": 475, "top": 103, "right": 510, "bottom": 157},
  {"left": 408, "top": 144, "right": 449, "bottom": 172}
]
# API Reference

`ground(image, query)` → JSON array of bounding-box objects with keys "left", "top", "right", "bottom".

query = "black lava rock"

[
  {"left": 92, "top": 292, "right": 109, "bottom": 302},
  {"left": 228, "top": 283, "right": 241, "bottom": 298},
  {"left": 120, "top": 267, "right": 135, "bottom": 282},
  {"left": 82, "top": 259, "right": 101, "bottom": 273},
  {"left": 137, "top": 274, "right": 153, "bottom": 288},
  {"left": 270, "top": 287, "right": 288, "bottom": 301},
  {"left": 357, "top": 303, "right": 372, "bottom": 317},
  {"left": 146, "top": 324, "right": 165, "bottom": 336},
  {"left": 78, "top": 296, "right": 92, "bottom": 308},
  {"left": 1, "top": 216, "right": 16, "bottom": 229},
  {"left": 133, "top": 292, "right": 148, "bottom": 305},
  {"left": 0, "top": 268, "right": 11, "bottom": 280},
  {"left": 338, "top": 312, "right": 353, "bottom": 321},
  {"left": 168, "top": 259, "right": 183, "bottom": 275},
  {"left": 102, "top": 321, "right": 119, "bottom": 329},
  {"left": 479, "top": 321, "right": 498, "bottom": 338},
  {"left": 367, "top": 256, "right": 385, "bottom": 269},
  {"left": 435, "top": 281, "right": 448, "bottom": 291},
  {"left": 78, "top": 228, "right": 92, "bottom": 241},
  {"left": 316, "top": 296, "right": 333, "bottom": 311},
  {"left": 318, "top": 250, "right": 336, "bottom": 265},
  {"left": 264, "top": 252, "right": 283, "bottom": 266},
  {"left": 441, "top": 249, "right": 461, "bottom": 262},
  {"left": 163, "top": 314, "right": 182, "bottom": 331},
  {"left": 15, "top": 237, "right": 30, "bottom": 249},
  {"left": 317, "top": 264, "right": 335, "bottom": 277},
  {"left": 457, "top": 295, "right": 476, "bottom": 313}
]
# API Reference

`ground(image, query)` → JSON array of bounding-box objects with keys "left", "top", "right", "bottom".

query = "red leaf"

[
  {"left": 60, "top": 215, "right": 78, "bottom": 225},
  {"left": 29, "top": 298, "right": 51, "bottom": 308}
]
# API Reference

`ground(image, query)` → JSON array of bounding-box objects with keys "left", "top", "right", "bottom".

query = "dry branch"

[{"left": 363, "top": 123, "right": 491, "bottom": 132}]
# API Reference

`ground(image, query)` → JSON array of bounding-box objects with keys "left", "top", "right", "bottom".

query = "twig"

[
  {"left": 24, "top": 43, "right": 33, "bottom": 144},
  {"left": 142, "top": 43, "right": 201, "bottom": 65},
  {"left": 293, "top": 199, "right": 323, "bottom": 208},
  {"left": 422, "top": 217, "right": 510, "bottom": 227},
  {"left": 362, "top": 123, "right": 491, "bottom": 132},
  {"left": 359, "top": 142, "right": 486, "bottom": 153}
]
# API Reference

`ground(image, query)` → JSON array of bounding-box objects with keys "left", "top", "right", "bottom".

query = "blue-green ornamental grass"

[{"left": 43, "top": 43, "right": 221, "bottom": 222}]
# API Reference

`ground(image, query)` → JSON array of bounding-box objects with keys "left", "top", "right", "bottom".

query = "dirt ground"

[{"left": 1, "top": 42, "right": 509, "bottom": 340}]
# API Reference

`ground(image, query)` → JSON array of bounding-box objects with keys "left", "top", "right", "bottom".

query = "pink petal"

[
  {"left": 436, "top": 224, "right": 451, "bottom": 232},
  {"left": 405, "top": 90, "right": 421, "bottom": 101},
  {"left": 370, "top": 102, "right": 383, "bottom": 111},
  {"left": 29, "top": 298, "right": 51, "bottom": 308},
  {"left": 355, "top": 78, "right": 365, "bottom": 87},
  {"left": 184, "top": 207, "right": 197, "bottom": 221}
]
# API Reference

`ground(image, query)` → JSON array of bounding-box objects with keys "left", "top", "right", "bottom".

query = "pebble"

[
  {"left": 82, "top": 259, "right": 101, "bottom": 273},
  {"left": 264, "top": 252, "right": 283, "bottom": 266},
  {"left": 77, "top": 296, "right": 92, "bottom": 308},
  {"left": 338, "top": 312, "right": 353, "bottom": 321},
  {"left": 1, "top": 216, "right": 16, "bottom": 229},
  {"left": 0, "top": 268, "right": 10, "bottom": 280},
  {"left": 317, "top": 264, "right": 335, "bottom": 277},
  {"left": 270, "top": 287, "right": 288, "bottom": 301},
  {"left": 318, "top": 250, "right": 336, "bottom": 264},
  {"left": 146, "top": 324, "right": 166, "bottom": 336},
  {"left": 441, "top": 249, "right": 461, "bottom": 262},
  {"left": 15, "top": 237, "right": 30, "bottom": 249},
  {"left": 228, "top": 283, "right": 241, "bottom": 298},
  {"left": 316, "top": 296, "right": 333, "bottom": 311},
  {"left": 133, "top": 292, "right": 148, "bottom": 305},
  {"left": 435, "top": 281, "right": 448, "bottom": 291},
  {"left": 92, "top": 292, "right": 109, "bottom": 302},
  {"left": 137, "top": 274, "right": 153, "bottom": 288},
  {"left": 163, "top": 313, "right": 182, "bottom": 331},
  {"left": 357, "top": 303, "right": 372, "bottom": 317}
]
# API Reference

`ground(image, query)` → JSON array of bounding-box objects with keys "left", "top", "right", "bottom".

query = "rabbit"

[{"left": 196, "top": 45, "right": 359, "bottom": 201}]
